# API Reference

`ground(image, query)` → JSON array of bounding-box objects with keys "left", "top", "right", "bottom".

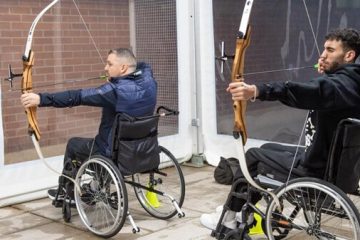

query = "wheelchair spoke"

[
  {"left": 132, "top": 146, "right": 185, "bottom": 219},
  {"left": 266, "top": 178, "right": 360, "bottom": 240},
  {"left": 74, "top": 156, "right": 128, "bottom": 238}
]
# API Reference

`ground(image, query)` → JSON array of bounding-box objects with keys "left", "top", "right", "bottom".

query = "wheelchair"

[
  {"left": 52, "top": 106, "right": 185, "bottom": 238},
  {"left": 212, "top": 118, "right": 360, "bottom": 240}
]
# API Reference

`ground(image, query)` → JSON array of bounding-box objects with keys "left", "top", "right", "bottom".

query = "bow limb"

[{"left": 21, "top": 0, "right": 59, "bottom": 140}]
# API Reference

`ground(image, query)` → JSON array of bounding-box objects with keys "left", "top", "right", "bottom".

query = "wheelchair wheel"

[
  {"left": 349, "top": 191, "right": 360, "bottom": 219},
  {"left": 265, "top": 177, "right": 360, "bottom": 240},
  {"left": 132, "top": 146, "right": 185, "bottom": 219},
  {"left": 74, "top": 155, "right": 128, "bottom": 238}
]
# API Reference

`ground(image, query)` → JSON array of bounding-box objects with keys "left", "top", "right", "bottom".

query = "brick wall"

[{"left": 0, "top": 0, "right": 130, "bottom": 163}]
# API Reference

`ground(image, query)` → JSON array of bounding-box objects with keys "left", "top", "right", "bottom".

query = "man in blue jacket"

[
  {"left": 201, "top": 28, "right": 360, "bottom": 230},
  {"left": 21, "top": 48, "right": 157, "bottom": 200}
]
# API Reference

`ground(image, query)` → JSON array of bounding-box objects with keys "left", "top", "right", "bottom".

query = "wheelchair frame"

[
  {"left": 211, "top": 118, "right": 360, "bottom": 240},
  {"left": 52, "top": 106, "right": 186, "bottom": 238}
]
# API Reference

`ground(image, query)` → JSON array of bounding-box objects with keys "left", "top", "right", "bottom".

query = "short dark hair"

[
  {"left": 325, "top": 28, "right": 360, "bottom": 61},
  {"left": 108, "top": 48, "right": 137, "bottom": 67}
]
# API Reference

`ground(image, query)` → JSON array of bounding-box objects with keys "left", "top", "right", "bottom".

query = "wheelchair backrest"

[
  {"left": 111, "top": 113, "right": 160, "bottom": 175},
  {"left": 113, "top": 113, "right": 159, "bottom": 140},
  {"left": 326, "top": 118, "right": 360, "bottom": 194}
]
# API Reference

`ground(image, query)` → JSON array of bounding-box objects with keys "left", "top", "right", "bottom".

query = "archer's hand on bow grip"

[
  {"left": 232, "top": 76, "right": 248, "bottom": 144},
  {"left": 22, "top": 51, "right": 41, "bottom": 140}
]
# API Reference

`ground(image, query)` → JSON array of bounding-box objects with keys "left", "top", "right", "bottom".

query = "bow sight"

[
  {"left": 215, "top": 41, "right": 235, "bottom": 74},
  {"left": 5, "top": 64, "right": 22, "bottom": 88}
]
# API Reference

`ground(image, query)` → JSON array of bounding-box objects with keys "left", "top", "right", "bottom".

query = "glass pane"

[
  {"left": 213, "top": 0, "right": 360, "bottom": 144},
  {"left": 133, "top": 0, "right": 178, "bottom": 137}
]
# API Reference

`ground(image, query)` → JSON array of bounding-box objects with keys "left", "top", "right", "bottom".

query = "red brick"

[{"left": 1, "top": 0, "right": 130, "bottom": 159}]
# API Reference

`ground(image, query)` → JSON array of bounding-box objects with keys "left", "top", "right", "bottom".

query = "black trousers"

[
  {"left": 62, "top": 137, "right": 101, "bottom": 172},
  {"left": 228, "top": 143, "right": 305, "bottom": 212}
]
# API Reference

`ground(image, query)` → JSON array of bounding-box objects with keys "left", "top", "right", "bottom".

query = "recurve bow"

[
  {"left": 22, "top": 0, "right": 60, "bottom": 142},
  {"left": 232, "top": 0, "right": 281, "bottom": 207}
]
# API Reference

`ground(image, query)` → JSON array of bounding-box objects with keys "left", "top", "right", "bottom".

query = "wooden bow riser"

[
  {"left": 231, "top": 26, "right": 251, "bottom": 145},
  {"left": 22, "top": 51, "right": 41, "bottom": 140}
]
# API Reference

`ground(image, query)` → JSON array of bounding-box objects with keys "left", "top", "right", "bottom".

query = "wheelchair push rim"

[
  {"left": 74, "top": 156, "right": 128, "bottom": 238},
  {"left": 265, "top": 177, "right": 360, "bottom": 240}
]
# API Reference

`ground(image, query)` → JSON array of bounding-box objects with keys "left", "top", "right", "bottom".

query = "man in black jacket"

[
  {"left": 201, "top": 28, "right": 360, "bottom": 230},
  {"left": 21, "top": 48, "right": 157, "bottom": 201}
]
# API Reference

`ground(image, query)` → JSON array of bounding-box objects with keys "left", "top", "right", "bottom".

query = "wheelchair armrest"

[{"left": 255, "top": 174, "right": 283, "bottom": 189}]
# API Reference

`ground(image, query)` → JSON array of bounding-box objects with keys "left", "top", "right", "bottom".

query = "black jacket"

[
  {"left": 39, "top": 62, "right": 157, "bottom": 157},
  {"left": 256, "top": 63, "right": 360, "bottom": 177}
]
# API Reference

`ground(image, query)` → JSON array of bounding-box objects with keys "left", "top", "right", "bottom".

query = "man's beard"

[{"left": 324, "top": 61, "right": 341, "bottom": 74}]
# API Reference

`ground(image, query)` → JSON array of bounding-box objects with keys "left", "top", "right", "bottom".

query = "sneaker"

[
  {"left": 200, "top": 208, "right": 237, "bottom": 230},
  {"left": 48, "top": 188, "right": 75, "bottom": 204},
  {"left": 237, "top": 211, "right": 254, "bottom": 225},
  {"left": 80, "top": 183, "right": 96, "bottom": 205},
  {"left": 215, "top": 205, "right": 243, "bottom": 222},
  {"left": 216, "top": 205, "right": 223, "bottom": 212},
  {"left": 200, "top": 205, "right": 254, "bottom": 230}
]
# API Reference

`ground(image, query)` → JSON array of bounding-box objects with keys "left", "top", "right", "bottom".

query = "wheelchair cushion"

[
  {"left": 257, "top": 160, "right": 304, "bottom": 183},
  {"left": 112, "top": 113, "right": 160, "bottom": 175}
]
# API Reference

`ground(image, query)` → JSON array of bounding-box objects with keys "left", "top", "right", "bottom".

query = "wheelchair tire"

[
  {"left": 74, "top": 155, "right": 128, "bottom": 238},
  {"left": 132, "top": 146, "right": 185, "bottom": 219},
  {"left": 265, "top": 177, "right": 360, "bottom": 240}
]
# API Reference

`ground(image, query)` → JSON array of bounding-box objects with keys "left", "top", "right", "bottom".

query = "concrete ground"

[{"left": 0, "top": 164, "right": 268, "bottom": 240}]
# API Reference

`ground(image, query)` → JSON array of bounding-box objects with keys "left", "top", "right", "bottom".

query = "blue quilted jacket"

[{"left": 39, "top": 62, "right": 157, "bottom": 157}]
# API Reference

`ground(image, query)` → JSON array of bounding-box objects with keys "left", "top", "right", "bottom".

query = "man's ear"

[
  {"left": 344, "top": 50, "right": 356, "bottom": 63},
  {"left": 120, "top": 64, "right": 128, "bottom": 74}
]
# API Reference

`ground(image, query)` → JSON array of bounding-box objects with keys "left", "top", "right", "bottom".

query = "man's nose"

[{"left": 320, "top": 50, "right": 326, "bottom": 59}]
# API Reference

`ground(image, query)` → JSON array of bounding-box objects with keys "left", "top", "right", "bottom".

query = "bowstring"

[
  {"left": 38, "top": 1, "right": 105, "bottom": 193},
  {"left": 72, "top": 0, "right": 105, "bottom": 66},
  {"left": 72, "top": 0, "right": 105, "bottom": 161},
  {"left": 285, "top": 0, "right": 322, "bottom": 186},
  {"left": 302, "top": 0, "right": 322, "bottom": 56}
]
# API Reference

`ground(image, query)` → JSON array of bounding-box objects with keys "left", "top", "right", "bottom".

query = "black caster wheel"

[{"left": 62, "top": 201, "right": 71, "bottom": 223}]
